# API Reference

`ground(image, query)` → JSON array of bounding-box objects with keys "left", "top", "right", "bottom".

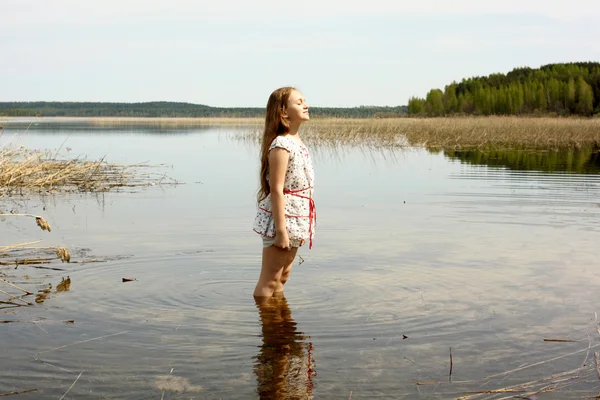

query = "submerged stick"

[
  {"left": 449, "top": 347, "right": 453, "bottom": 383},
  {"left": 22, "top": 265, "right": 66, "bottom": 271},
  {"left": 0, "top": 257, "right": 56, "bottom": 266},
  {"left": 457, "top": 367, "right": 582, "bottom": 400},
  {"left": 0, "top": 389, "right": 38, "bottom": 397},
  {"left": 161, "top": 367, "right": 174, "bottom": 400},
  {"left": 35, "top": 331, "right": 129, "bottom": 356},
  {"left": 579, "top": 332, "right": 593, "bottom": 377},
  {"left": 484, "top": 344, "right": 600, "bottom": 379},
  {"left": 59, "top": 370, "right": 84, "bottom": 400},
  {"left": 595, "top": 352, "right": 600, "bottom": 381}
]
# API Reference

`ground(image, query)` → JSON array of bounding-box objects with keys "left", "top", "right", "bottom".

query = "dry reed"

[
  {"left": 0, "top": 146, "right": 176, "bottom": 197},
  {"left": 0, "top": 214, "right": 73, "bottom": 307},
  {"left": 56, "top": 247, "right": 71, "bottom": 263},
  {"left": 239, "top": 116, "right": 600, "bottom": 151},
  {"left": 0, "top": 214, "right": 51, "bottom": 231}
]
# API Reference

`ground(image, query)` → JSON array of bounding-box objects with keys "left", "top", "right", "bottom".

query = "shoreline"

[
  {"left": 2, "top": 116, "right": 599, "bottom": 151},
  {"left": 1, "top": 115, "right": 599, "bottom": 122}
]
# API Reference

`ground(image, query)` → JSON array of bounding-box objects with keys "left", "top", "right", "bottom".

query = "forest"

[
  {"left": 0, "top": 101, "right": 407, "bottom": 119},
  {"left": 408, "top": 62, "right": 600, "bottom": 117}
]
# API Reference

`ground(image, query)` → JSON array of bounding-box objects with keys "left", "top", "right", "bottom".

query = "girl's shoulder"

[{"left": 269, "top": 135, "right": 297, "bottom": 153}]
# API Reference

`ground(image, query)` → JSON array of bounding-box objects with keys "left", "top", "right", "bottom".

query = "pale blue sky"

[{"left": 2, "top": 0, "right": 599, "bottom": 107}]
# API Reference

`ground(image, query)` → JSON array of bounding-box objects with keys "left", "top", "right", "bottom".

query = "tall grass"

[
  {"left": 6, "top": 116, "right": 599, "bottom": 150},
  {"left": 241, "top": 117, "right": 600, "bottom": 150}
]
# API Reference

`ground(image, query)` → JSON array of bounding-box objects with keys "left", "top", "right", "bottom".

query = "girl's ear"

[{"left": 280, "top": 106, "right": 288, "bottom": 119}]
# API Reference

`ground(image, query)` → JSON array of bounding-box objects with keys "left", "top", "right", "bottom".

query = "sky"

[{"left": 1, "top": 0, "right": 599, "bottom": 107}]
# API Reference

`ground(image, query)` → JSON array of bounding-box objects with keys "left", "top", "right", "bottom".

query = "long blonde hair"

[{"left": 257, "top": 87, "right": 295, "bottom": 203}]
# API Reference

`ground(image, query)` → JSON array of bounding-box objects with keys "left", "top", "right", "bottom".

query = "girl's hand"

[{"left": 274, "top": 230, "right": 291, "bottom": 250}]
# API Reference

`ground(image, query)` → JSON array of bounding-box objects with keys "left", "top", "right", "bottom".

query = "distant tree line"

[
  {"left": 408, "top": 62, "right": 600, "bottom": 117},
  {"left": 0, "top": 101, "right": 407, "bottom": 119}
]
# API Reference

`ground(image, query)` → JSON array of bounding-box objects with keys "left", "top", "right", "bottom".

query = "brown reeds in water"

[
  {"left": 240, "top": 116, "right": 600, "bottom": 151},
  {"left": 0, "top": 214, "right": 51, "bottom": 232},
  {"left": 0, "top": 145, "right": 177, "bottom": 197},
  {"left": 56, "top": 247, "right": 71, "bottom": 263},
  {"left": 0, "top": 213, "right": 73, "bottom": 307}
]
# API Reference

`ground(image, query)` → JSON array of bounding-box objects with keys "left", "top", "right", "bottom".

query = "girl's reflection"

[{"left": 254, "top": 293, "right": 316, "bottom": 399}]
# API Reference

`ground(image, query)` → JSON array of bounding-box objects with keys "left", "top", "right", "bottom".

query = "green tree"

[
  {"left": 575, "top": 77, "right": 594, "bottom": 115},
  {"left": 425, "top": 89, "right": 444, "bottom": 116},
  {"left": 443, "top": 83, "right": 458, "bottom": 114},
  {"left": 536, "top": 82, "right": 547, "bottom": 112},
  {"left": 565, "top": 77, "right": 576, "bottom": 112},
  {"left": 408, "top": 97, "right": 426, "bottom": 115}
]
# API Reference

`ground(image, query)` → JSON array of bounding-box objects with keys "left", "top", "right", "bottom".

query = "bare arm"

[{"left": 268, "top": 147, "right": 290, "bottom": 246}]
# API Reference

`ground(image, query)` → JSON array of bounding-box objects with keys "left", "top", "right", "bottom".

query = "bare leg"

[{"left": 253, "top": 245, "right": 298, "bottom": 298}]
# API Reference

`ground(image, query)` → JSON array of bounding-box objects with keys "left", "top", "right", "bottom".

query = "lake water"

[{"left": 1, "top": 121, "right": 600, "bottom": 399}]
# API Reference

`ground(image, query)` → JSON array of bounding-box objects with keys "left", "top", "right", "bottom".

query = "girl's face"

[{"left": 284, "top": 90, "right": 309, "bottom": 123}]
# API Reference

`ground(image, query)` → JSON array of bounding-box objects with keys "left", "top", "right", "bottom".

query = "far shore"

[
  {"left": 1, "top": 115, "right": 599, "bottom": 123},
  {"left": 0, "top": 116, "right": 264, "bottom": 125}
]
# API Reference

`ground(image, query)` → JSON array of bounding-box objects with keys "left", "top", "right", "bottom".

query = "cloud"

[{"left": 1, "top": 0, "right": 597, "bottom": 105}]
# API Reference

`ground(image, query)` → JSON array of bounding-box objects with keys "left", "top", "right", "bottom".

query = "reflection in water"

[
  {"left": 2, "top": 120, "right": 259, "bottom": 135},
  {"left": 443, "top": 147, "right": 600, "bottom": 173},
  {"left": 56, "top": 276, "right": 71, "bottom": 292},
  {"left": 254, "top": 294, "right": 316, "bottom": 399}
]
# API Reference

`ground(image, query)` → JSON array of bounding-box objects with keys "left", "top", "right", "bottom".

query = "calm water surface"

[{"left": 1, "top": 121, "right": 600, "bottom": 399}]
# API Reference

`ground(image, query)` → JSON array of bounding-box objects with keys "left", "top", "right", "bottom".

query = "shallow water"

[{"left": 1, "top": 121, "right": 600, "bottom": 399}]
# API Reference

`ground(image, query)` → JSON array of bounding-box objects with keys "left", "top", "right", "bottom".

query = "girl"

[{"left": 253, "top": 87, "right": 316, "bottom": 298}]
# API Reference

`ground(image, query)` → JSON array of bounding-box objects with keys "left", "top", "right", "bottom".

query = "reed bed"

[
  {"left": 6, "top": 116, "right": 599, "bottom": 150},
  {"left": 0, "top": 124, "right": 173, "bottom": 310},
  {"left": 241, "top": 117, "right": 600, "bottom": 151},
  {"left": 0, "top": 145, "right": 176, "bottom": 197}
]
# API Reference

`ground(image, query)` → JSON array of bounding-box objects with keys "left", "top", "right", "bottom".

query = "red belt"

[{"left": 284, "top": 187, "right": 316, "bottom": 249}]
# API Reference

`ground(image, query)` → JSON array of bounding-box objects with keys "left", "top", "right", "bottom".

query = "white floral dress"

[{"left": 253, "top": 135, "right": 316, "bottom": 248}]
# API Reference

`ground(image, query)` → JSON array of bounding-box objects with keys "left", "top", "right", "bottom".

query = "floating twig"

[
  {"left": 0, "top": 288, "right": 32, "bottom": 305},
  {"left": 0, "top": 278, "right": 33, "bottom": 295},
  {"left": 59, "top": 370, "right": 84, "bottom": 400},
  {"left": 0, "top": 240, "right": 43, "bottom": 252},
  {"left": 36, "top": 331, "right": 129, "bottom": 357}
]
